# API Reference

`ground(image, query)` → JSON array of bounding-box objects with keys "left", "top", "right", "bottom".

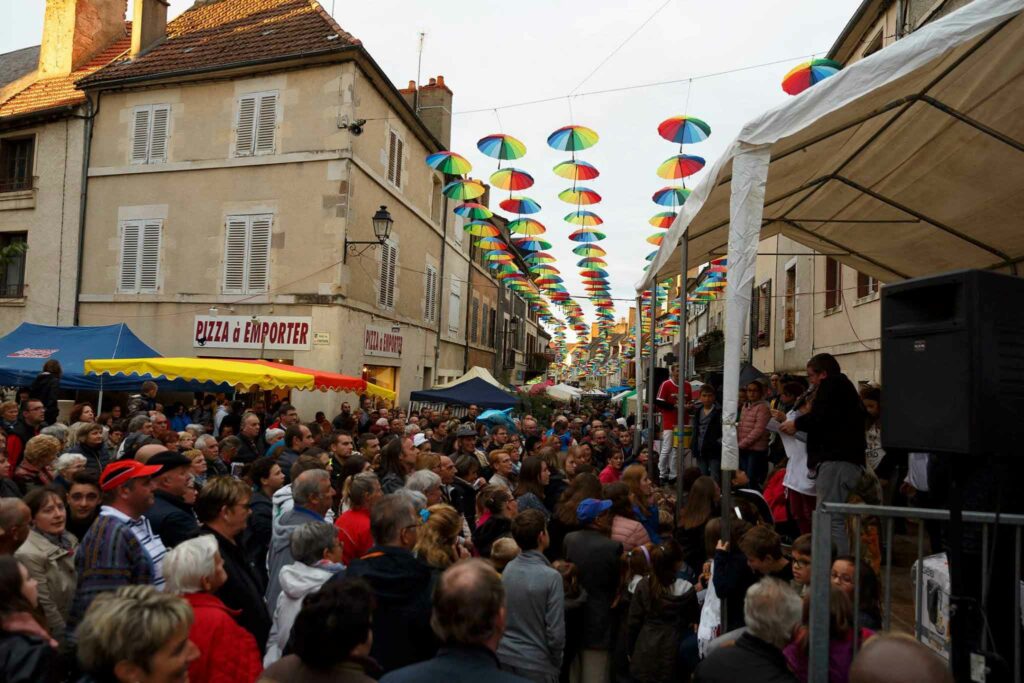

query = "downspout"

[
  {"left": 463, "top": 261, "right": 472, "bottom": 374},
  {"left": 73, "top": 91, "right": 100, "bottom": 326},
  {"left": 432, "top": 193, "right": 448, "bottom": 384},
  {"left": 494, "top": 276, "right": 505, "bottom": 378}
]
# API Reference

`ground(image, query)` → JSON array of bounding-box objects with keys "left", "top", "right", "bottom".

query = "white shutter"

[
  {"left": 235, "top": 95, "right": 257, "bottom": 157},
  {"left": 378, "top": 241, "right": 396, "bottom": 309},
  {"left": 448, "top": 281, "right": 461, "bottom": 333},
  {"left": 254, "top": 93, "right": 277, "bottom": 155},
  {"left": 424, "top": 265, "right": 437, "bottom": 322},
  {"left": 246, "top": 215, "right": 272, "bottom": 292},
  {"left": 138, "top": 221, "right": 161, "bottom": 292},
  {"left": 148, "top": 105, "right": 169, "bottom": 163},
  {"left": 131, "top": 108, "right": 150, "bottom": 164},
  {"left": 386, "top": 129, "right": 398, "bottom": 184},
  {"left": 223, "top": 217, "right": 248, "bottom": 293},
  {"left": 119, "top": 222, "right": 140, "bottom": 290}
]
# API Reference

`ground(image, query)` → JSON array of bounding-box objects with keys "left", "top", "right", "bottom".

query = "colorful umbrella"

[
  {"left": 442, "top": 178, "right": 485, "bottom": 200},
  {"left": 508, "top": 218, "right": 547, "bottom": 236},
  {"left": 577, "top": 257, "right": 607, "bottom": 267},
  {"left": 475, "top": 237, "right": 508, "bottom": 250},
  {"left": 499, "top": 196, "right": 542, "bottom": 215},
  {"left": 490, "top": 168, "right": 534, "bottom": 191},
  {"left": 573, "top": 244, "right": 607, "bottom": 257},
  {"left": 453, "top": 202, "right": 494, "bottom": 220},
  {"left": 476, "top": 133, "right": 527, "bottom": 160},
  {"left": 463, "top": 221, "right": 501, "bottom": 237},
  {"left": 569, "top": 228, "right": 607, "bottom": 242},
  {"left": 782, "top": 58, "right": 842, "bottom": 95},
  {"left": 547, "top": 125, "right": 599, "bottom": 152},
  {"left": 657, "top": 154, "right": 706, "bottom": 179},
  {"left": 512, "top": 238, "right": 552, "bottom": 251},
  {"left": 651, "top": 186, "right": 692, "bottom": 207},
  {"left": 558, "top": 187, "right": 602, "bottom": 206},
  {"left": 657, "top": 116, "right": 712, "bottom": 145},
  {"left": 524, "top": 251, "right": 557, "bottom": 263},
  {"left": 424, "top": 151, "right": 472, "bottom": 175},
  {"left": 646, "top": 232, "right": 664, "bottom": 246},
  {"left": 650, "top": 211, "right": 678, "bottom": 228},
  {"left": 553, "top": 159, "right": 600, "bottom": 181},
  {"left": 530, "top": 264, "right": 560, "bottom": 274},
  {"left": 486, "top": 251, "right": 514, "bottom": 262},
  {"left": 580, "top": 269, "right": 609, "bottom": 278},
  {"left": 564, "top": 210, "right": 603, "bottom": 226}
]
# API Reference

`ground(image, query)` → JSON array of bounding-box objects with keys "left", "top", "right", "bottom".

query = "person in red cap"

[{"left": 68, "top": 459, "right": 165, "bottom": 631}]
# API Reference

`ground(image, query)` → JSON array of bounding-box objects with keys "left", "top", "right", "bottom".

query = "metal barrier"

[{"left": 808, "top": 502, "right": 1024, "bottom": 683}]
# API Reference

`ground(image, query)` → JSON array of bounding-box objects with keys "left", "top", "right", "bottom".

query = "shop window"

[{"left": 825, "top": 257, "right": 842, "bottom": 311}]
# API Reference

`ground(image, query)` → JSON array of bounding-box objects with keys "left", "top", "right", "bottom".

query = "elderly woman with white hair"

[
  {"left": 405, "top": 469, "right": 443, "bottom": 507},
  {"left": 264, "top": 521, "right": 345, "bottom": 666},
  {"left": 162, "top": 534, "right": 263, "bottom": 682},
  {"left": 52, "top": 452, "right": 86, "bottom": 492}
]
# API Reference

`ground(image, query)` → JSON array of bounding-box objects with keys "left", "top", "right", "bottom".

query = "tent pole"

[
  {"left": 633, "top": 295, "right": 643, "bottom": 456},
  {"left": 647, "top": 290, "right": 657, "bottom": 486},
  {"left": 676, "top": 236, "right": 688, "bottom": 522},
  {"left": 97, "top": 375, "right": 104, "bottom": 415}
]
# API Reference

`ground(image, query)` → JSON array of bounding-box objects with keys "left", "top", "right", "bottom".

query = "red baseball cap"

[{"left": 100, "top": 460, "right": 161, "bottom": 492}]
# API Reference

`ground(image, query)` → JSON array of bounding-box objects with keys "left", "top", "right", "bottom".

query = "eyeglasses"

[
  {"left": 792, "top": 558, "right": 810, "bottom": 569},
  {"left": 830, "top": 571, "right": 854, "bottom": 585}
]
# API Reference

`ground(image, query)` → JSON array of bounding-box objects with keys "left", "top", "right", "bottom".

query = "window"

[
  {"left": 0, "top": 232, "right": 26, "bottom": 297},
  {"left": 448, "top": 280, "right": 461, "bottom": 334},
  {"left": 471, "top": 297, "right": 479, "bottom": 342},
  {"left": 481, "top": 303, "right": 490, "bottom": 346},
  {"left": 424, "top": 264, "right": 438, "bottom": 322},
  {"left": 785, "top": 265, "right": 797, "bottom": 343},
  {"left": 857, "top": 271, "right": 879, "bottom": 299},
  {"left": 386, "top": 127, "right": 404, "bottom": 188},
  {"left": 431, "top": 176, "right": 443, "bottom": 224},
  {"left": 488, "top": 306, "right": 497, "bottom": 347},
  {"left": 825, "top": 257, "right": 842, "bottom": 311},
  {"left": 378, "top": 240, "right": 398, "bottom": 309},
  {"left": 222, "top": 214, "right": 272, "bottom": 294},
  {"left": 0, "top": 137, "right": 33, "bottom": 192},
  {"left": 131, "top": 104, "right": 170, "bottom": 164},
  {"left": 118, "top": 219, "right": 162, "bottom": 293},
  {"left": 752, "top": 280, "right": 771, "bottom": 348},
  {"left": 235, "top": 91, "right": 278, "bottom": 157},
  {"left": 862, "top": 29, "right": 884, "bottom": 58}
]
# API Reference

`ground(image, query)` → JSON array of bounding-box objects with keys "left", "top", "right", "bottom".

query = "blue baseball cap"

[{"left": 576, "top": 498, "right": 613, "bottom": 524}]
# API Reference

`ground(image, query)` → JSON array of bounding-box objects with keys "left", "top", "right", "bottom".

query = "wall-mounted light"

[{"left": 344, "top": 205, "right": 394, "bottom": 263}]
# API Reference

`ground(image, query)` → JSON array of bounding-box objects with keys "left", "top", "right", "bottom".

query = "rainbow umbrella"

[
  {"left": 553, "top": 159, "right": 600, "bottom": 181},
  {"left": 508, "top": 218, "right": 547, "bottom": 235},
  {"left": 530, "top": 265, "right": 560, "bottom": 275},
  {"left": 524, "top": 251, "right": 556, "bottom": 264},
  {"left": 424, "top": 151, "right": 472, "bottom": 175},
  {"left": 645, "top": 251, "right": 658, "bottom": 261},
  {"left": 782, "top": 58, "right": 842, "bottom": 95},
  {"left": 558, "top": 187, "right": 602, "bottom": 205},
  {"left": 453, "top": 202, "right": 494, "bottom": 220},
  {"left": 475, "top": 237, "right": 508, "bottom": 250},
  {"left": 646, "top": 232, "right": 664, "bottom": 246},
  {"left": 580, "top": 268, "right": 609, "bottom": 278},
  {"left": 513, "top": 238, "right": 552, "bottom": 251},
  {"left": 569, "top": 228, "right": 607, "bottom": 242},
  {"left": 499, "top": 196, "right": 541, "bottom": 215},
  {"left": 485, "top": 250, "right": 514, "bottom": 261},
  {"left": 476, "top": 133, "right": 527, "bottom": 160},
  {"left": 650, "top": 211, "right": 678, "bottom": 228},
  {"left": 652, "top": 186, "right": 692, "bottom": 207},
  {"left": 657, "top": 154, "right": 706, "bottom": 179},
  {"left": 442, "top": 178, "right": 485, "bottom": 200},
  {"left": 463, "top": 221, "right": 501, "bottom": 237},
  {"left": 657, "top": 116, "right": 712, "bottom": 145},
  {"left": 490, "top": 168, "right": 534, "bottom": 191},
  {"left": 573, "top": 244, "right": 607, "bottom": 257},
  {"left": 564, "top": 210, "right": 603, "bottom": 226},
  {"left": 547, "top": 125, "right": 599, "bottom": 152},
  {"left": 577, "top": 257, "right": 607, "bottom": 267}
]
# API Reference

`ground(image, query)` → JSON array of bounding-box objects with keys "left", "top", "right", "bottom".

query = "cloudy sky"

[{"left": 4, "top": 0, "right": 859, "bottom": 338}]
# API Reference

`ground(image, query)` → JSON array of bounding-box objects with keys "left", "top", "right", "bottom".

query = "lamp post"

[{"left": 343, "top": 205, "right": 394, "bottom": 262}]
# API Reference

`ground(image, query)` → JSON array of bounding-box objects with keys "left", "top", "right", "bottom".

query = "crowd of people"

[{"left": 0, "top": 354, "right": 953, "bottom": 682}]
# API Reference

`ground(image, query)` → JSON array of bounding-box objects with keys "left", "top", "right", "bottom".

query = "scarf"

[
  {"left": 40, "top": 529, "right": 73, "bottom": 552},
  {"left": 2, "top": 612, "right": 58, "bottom": 648}
]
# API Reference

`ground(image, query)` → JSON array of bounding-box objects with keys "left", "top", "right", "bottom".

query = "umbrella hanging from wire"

[
  {"left": 651, "top": 186, "right": 691, "bottom": 207},
  {"left": 657, "top": 154, "right": 706, "bottom": 179},
  {"left": 453, "top": 202, "right": 494, "bottom": 220},
  {"left": 573, "top": 244, "right": 607, "bottom": 257},
  {"left": 649, "top": 211, "right": 678, "bottom": 228},
  {"left": 547, "top": 125, "right": 599, "bottom": 153},
  {"left": 424, "top": 151, "right": 472, "bottom": 175},
  {"left": 553, "top": 159, "right": 600, "bottom": 182},
  {"left": 499, "top": 196, "right": 542, "bottom": 215},
  {"left": 477, "top": 133, "right": 527, "bottom": 161},
  {"left": 558, "top": 187, "right": 602, "bottom": 205},
  {"left": 569, "top": 228, "right": 607, "bottom": 242},
  {"left": 490, "top": 168, "right": 534, "bottom": 191},
  {"left": 564, "top": 210, "right": 603, "bottom": 226},
  {"left": 508, "top": 218, "right": 547, "bottom": 235},
  {"left": 442, "top": 178, "right": 485, "bottom": 200},
  {"left": 657, "top": 115, "right": 711, "bottom": 145},
  {"left": 463, "top": 221, "right": 501, "bottom": 237},
  {"left": 782, "top": 58, "right": 842, "bottom": 95}
]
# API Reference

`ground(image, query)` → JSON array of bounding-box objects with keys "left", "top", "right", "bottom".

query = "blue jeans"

[
  {"left": 698, "top": 456, "right": 722, "bottom": 485},
  {"left": 739, "top": 449, "right": 769, "bottom": 490}
]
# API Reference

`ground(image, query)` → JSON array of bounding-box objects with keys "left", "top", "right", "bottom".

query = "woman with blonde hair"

[
  {"left": 621, "top": 464, "right": 662, "bottom": 544},
  {"left": 14, "top": 435, "right": 60, "bottom": 494},
  {"left": 413, "top": 504, "right": 466, "bottom": 569}
]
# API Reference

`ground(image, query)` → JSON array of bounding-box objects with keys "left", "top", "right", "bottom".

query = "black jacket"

[
  {"left": 146, "top": 490, "right": 198, "bottom": 549},
  {"left": 471, "top": 516, "right": 511, "bottom": 559},
  {"left": 69, "top": 442, "right": 110, "bottom": 479},
  {"left": 627, "top": 577, "right": 700, "bottom": 683},
  {"left": 235, "top": 435, "right": 265, "bottom": 464},
  {"left": 694, "top": 632, "right": 797, "bottom": 683},
  {"left": 564, "top": 529, "right": 623, "bottom": 649},
  {"left": 794, "top": 373, "right": 866, "bottom": 471},
  {"left": 690, "top": 404, "right": 723, "bottom": 462},
  {"left": 243, "top": 491, "right": 273, "bottom": 587},
  {"left": 339, "top": 545, "right": 439, "bottom": 673},
  {"left": 29, "top": 372, "right": 61, "bottom": 426},
  {"left": 712, "top": 548, "right": 757, "bottom": 632},
  {"left": 199, "top": 526, "right": 271, "bottom": 653},
  {"left": 0, "top": 631, "right": 59, "bottom": 683},
  {"left": 451, "top": 478, "right": 478, "bottom": 529},
  {"left": 380, "top": 645, "right": 528, "bottom": 683}
]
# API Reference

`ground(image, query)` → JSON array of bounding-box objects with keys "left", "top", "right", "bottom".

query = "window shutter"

[
  {"left": 131, "top": 109, "right": 151, "bottom": 164},
  {"left": 378, "top": 242, "right": 396, "bottom": 309},
  {"left": 424, "top": 265, "right": 437, "bottom": 322},
  {"left": 394, "top": 137, "right": 404, "bottom": 188},
  {"left": 148, "top": 105, "right": 169, "bottom": 163},
  {"left": 448, "top": 281, "right": 461, "bottom": 333},
  {"left": 119, "top": 222, "right": 140, "bottom": 290},
  {"left": 235, "top": 96, "right": 257, "bottom": 157},
  {"left": 223, "top": 217, "right": 248, "bottom": 293},
  {"left": 138, "top": 221, "right": 161, "bottom": 292},
  {"left": 387, "top": 130, "right": 398, "bottom": 184},
  {"left": 247, "top": 215, "right": 272, "bottom": 292},
  {"left": 471, "top": 298, "right": 479, "bottom": 342},
  {"left": 255, "top": 93, "right": 277, "bottom": 155}
]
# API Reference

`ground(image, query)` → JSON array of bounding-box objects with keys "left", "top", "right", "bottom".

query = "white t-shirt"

[
  {"left": 781, "top": 409, "right": 816, "bottom": 496},
  {"left": 905, "top": 452, "right": 930, "bottom": 492}
]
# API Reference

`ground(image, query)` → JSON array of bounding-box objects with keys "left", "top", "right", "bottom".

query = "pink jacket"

[
  {"left": 611, "top": 515, "right": 651, "bottom": 551},
  {"left": 738, "top": 400, "right": 771, "bottom": 451}
]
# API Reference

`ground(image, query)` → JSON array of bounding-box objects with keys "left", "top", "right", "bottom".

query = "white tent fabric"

[
  {"left": 636, "top": 0, "right": 1024, "bottom": 470},
  {"left": 434, "top": 366, "right": 510, "bottom": 392},
  {"left": 547, "top": 383, "right": 583, "bottom": 401}
]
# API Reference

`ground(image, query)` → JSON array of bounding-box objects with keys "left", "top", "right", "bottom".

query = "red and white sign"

[
  {"left": 364, "top": 324, "right": 403, "bottom": 358},
  {"left": 193, "top": 315, "right": 312, "bottom": 351},
  {"left": 7, "top": 348, "right": 59, "bottom": 359}
]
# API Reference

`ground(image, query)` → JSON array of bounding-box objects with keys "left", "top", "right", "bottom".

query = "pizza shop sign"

[
  {"left": 364, "top": 324, "right": 403, "bottom": 358},
  {"left": 193, "top": 315, "right": 313, "bottom": 351}
]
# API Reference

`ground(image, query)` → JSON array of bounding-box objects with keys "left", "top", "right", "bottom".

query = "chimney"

[
  {"left": 413, "top": 74, "right": 453, "bottom": 148},
  {"left": 39, "top": 0, "right": 128, "bottom": 77},
  {"left": 131, "top": 0, "right": 168, "bottom": 57},
  {"left": 398, "top": 80, "right": 417, "bottom": 112}
]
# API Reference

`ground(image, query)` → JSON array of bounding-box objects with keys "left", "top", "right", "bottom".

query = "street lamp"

[{"left": 344, "top": 205, "right": 394, "bottom": 262}]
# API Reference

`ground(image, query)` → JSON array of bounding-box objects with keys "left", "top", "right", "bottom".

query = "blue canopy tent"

[{"left": 409, "top": 377, "right": 519, "bottom": 410}]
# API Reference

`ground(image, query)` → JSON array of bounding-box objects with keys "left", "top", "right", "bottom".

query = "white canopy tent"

[
  {"left": 636, "top": 0, "right": 1024, "bottom": 470},
  {"left": 434, "top": 366, "right": 510, "bottom": 392},
  {"left": 546, "top": 383, "right": 583, "bottom": 402}
]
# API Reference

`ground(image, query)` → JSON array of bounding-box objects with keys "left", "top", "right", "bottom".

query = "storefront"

[{"left": 362, "top": 323, "right": 403, "bottom": 405}]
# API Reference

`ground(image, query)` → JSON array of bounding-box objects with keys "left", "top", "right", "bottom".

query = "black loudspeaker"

[{"left": 881, "top": 269, "right": 1024, "bottom": 456}]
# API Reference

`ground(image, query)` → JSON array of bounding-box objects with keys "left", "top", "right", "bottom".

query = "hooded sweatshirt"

[
  {"left": 264, "top": 506, "right": 324, "bottom": 609},
  {"left": 264, "top": 561, "right": 345, "bottom": 666}
]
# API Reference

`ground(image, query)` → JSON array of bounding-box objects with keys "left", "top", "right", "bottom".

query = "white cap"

[{"left": 413, "top": 433, "right": 429, "bottom": 448}]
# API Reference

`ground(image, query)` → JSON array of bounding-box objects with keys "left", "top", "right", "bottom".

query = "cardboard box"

[{"left": 911, "top": 552, "right": 951, "bottom": 660}]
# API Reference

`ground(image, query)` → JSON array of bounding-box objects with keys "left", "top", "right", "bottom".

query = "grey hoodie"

[
  {"left": 264, "top": 506, "right": 325, "bottom": 610},
  {"left": 264, "top": 560, "right": 344, "bottom": 666}
]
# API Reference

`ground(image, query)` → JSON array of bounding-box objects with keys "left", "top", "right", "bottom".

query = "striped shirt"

[{"left": 101, "top": 506, "right": 167, "bottom": 590}]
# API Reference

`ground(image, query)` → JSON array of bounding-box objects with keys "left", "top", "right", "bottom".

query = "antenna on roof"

[{"left": 414, "top": 31, "right": 426, "bottom": 115}]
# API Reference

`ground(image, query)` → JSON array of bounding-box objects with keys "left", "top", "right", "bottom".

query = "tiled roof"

[
  {"left": 0, "top": 26, "right": 131, "bottom": 119},
  {"left": 80, "top": 0, "right": 360, "bottom": 88},
  {"left": 0, "top": 46, "right": 40, "bottom": 90}
]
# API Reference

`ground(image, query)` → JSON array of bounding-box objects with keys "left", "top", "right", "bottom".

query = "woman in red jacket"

[
  {"left": 163, "top": 535, "right": 263, "bottom": 683},
  {"left": 737, "top": 381, "right": 771, "bottom": 490}
]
